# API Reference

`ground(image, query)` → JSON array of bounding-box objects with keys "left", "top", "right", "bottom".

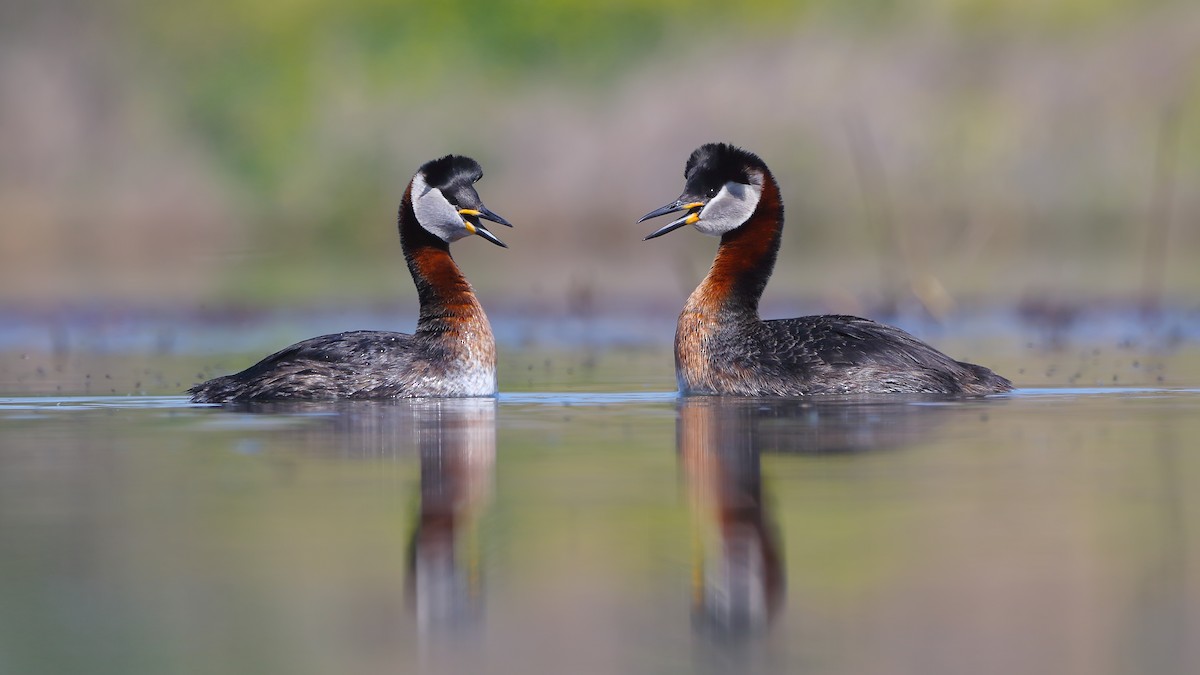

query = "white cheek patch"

[
  {"left": 411, "top": 173, "right": 470, "bottom": 243},
  {"left": 694, "top": 181, "right": 762, "bottom": 236}
]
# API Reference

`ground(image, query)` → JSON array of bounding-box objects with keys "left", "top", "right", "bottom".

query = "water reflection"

[
  {"left": 679, "top": 396, "right": 957, "bottom": 640},
  {"left": 679, "top": 397, "right": 785, "bottom": 638},
  {"left": 713, "top": 395, "right": 970, "bottom": 456},
  {"left": 405, "top": 399, "right": 495, "bottom": 635},
  {"left": 4, "top": 390, "right": 1198, "bottom": 674},
  {"left": 232, "top": 398, "right": 497, "bottom": 635}
]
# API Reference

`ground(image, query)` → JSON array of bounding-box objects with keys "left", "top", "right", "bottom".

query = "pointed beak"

[
  {"left": 459, "top": 207, "right": 511, "bottom": 248},
  {"left": 459, "top": 206, "right": 512, "bottom": 228},
  {"left": 637, "top": 199, "right": 689, "bottom": 223},
  {"left": 459, "top": 208, "right": 509, "bottom": 248},
  {"left": 638, "top": 199, "right": 705, "bottom": 241},
  {"left": 473, "top": 223, "right": 508, "bottom": 248}
]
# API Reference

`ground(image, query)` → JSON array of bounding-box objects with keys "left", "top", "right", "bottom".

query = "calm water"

[
  {"left": 2, "top": 307, "right": 1199, "bottom": 673},
  {"left": 2, "top": 386, "right": 1198, "bottom": 675}
]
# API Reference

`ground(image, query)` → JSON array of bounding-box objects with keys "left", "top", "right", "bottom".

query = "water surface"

[{"left": 2, "top": 387, "right": 1198, "bottom": 675}]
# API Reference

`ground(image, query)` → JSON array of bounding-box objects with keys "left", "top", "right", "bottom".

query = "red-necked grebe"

[
  {"left": 190, "top": 155, "right": 511, "bottom": 403},
  {"left": 639, "top": 142, "right": 1011, "bottom": 396}
]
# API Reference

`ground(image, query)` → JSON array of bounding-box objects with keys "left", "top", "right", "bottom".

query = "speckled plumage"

[
  {"left": 646, "top": 143, "right": 1012, "bottom": 397},
  {"left": 190, "top": 156, "right": 505, "bottom": 403}
]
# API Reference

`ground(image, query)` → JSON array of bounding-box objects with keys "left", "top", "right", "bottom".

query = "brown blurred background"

[{"left": 2, "top": 0, "right": 1198, "bottom": 317}]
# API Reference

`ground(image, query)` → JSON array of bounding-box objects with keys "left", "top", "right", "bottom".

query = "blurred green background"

[{"left": 2, "top": 0, "right": 1198, "bottom": 313}]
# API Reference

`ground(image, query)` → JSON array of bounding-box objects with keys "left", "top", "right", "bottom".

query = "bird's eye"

[{"left": 706, "top": 187, "right": 717, "bottom": 197}]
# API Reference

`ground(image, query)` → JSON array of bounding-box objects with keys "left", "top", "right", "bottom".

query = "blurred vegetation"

[{"left": 1, "top": 0, "right": 1198, "bottom": 309}]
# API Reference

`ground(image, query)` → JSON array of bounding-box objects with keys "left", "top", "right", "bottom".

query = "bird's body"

[
  {"left": 190, "top": 155, "right": 510, "bottom": 403},
  {"left": 641, "top": 143, "right": 1011, "bottom": 397},
  {"left": 677, "top": 312, "right": 1007, "bottom": 396}
]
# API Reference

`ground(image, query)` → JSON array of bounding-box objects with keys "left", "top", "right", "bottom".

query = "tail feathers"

[
  {"left": 959, "top": 361, "right": 1013, "bottom": 395},
  {"left": 188, "top": 376, "right": 236, "bottom": 403},
  {"left": 189, "top": 373, "right": 272, "bottom": 403}
]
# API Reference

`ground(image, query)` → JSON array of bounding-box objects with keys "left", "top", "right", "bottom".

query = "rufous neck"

[
  {"left": 399, "top": 186, "right": 486, "bottom": 333},
  {"left": 687, "top": 171, "right": 783, "bottom": 318}
]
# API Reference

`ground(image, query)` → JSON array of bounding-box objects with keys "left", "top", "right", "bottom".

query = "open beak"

[
  {"left": 638, "top": 200, "right": 705, "bottom": 240},
  {"left": 460, "top": 206, "right": 512, "bottom": 228},
  {"left": 459, "top": 207, "right": 511, "bottom": 248}
]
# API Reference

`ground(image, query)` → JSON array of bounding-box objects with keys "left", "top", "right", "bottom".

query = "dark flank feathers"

[
  {"left": 190, "top": 331, "right": 428, "bottom": 402},
  {"left": 728, "top": 315, "right": 1011, "bottom": 396}
]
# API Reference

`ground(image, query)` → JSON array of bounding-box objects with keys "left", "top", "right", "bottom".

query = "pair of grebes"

[{"left": 190, "top": 143, "right": 1011, "bottom": 403}]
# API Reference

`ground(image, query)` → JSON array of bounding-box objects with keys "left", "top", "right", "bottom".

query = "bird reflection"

[
  {"left": 213, "top": 398, "right": 497, "bottom": 642},
  {"left": 680, "top": 395, "right": 957, "bottom": 638},
  {"left": 680, "top": 397, "right": 785, "bottom": 638},
  {"left": 403, "top": 398, "right": 496, "bottom": 634}
]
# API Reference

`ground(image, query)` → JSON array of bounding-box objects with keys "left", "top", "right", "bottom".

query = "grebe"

[
  {"left": 190, "top": 155, "right": 511, "bottom": 403},
  {"left": 639, "top": 142, "right": 1012, "bottom": 396}
]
